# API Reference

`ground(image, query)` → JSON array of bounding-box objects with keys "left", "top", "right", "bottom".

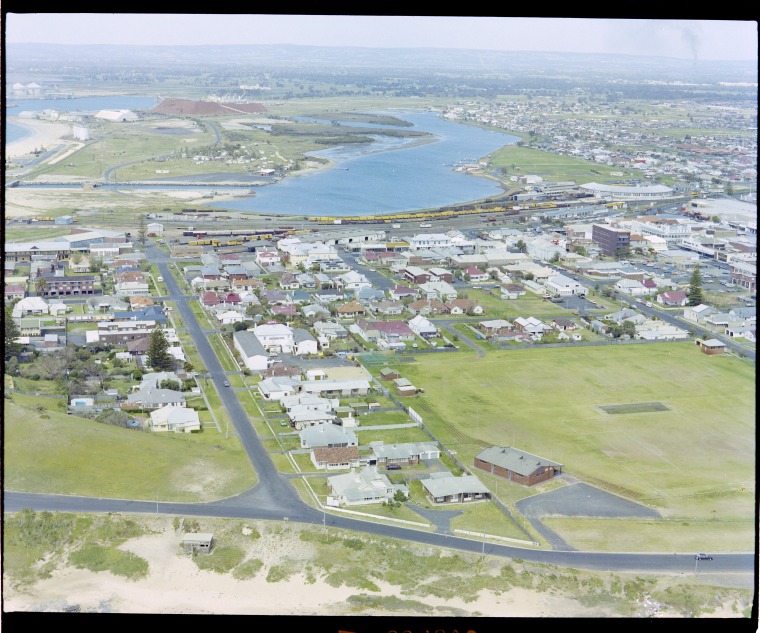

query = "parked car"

[
  {"left": 694, "top": 553, "right": 713, "bottom": 560},
  {"left": 223, "top": 380, "right": 230, "bottom": 387},
  {"left": 386, "top": 464, "right": 402, "bottom": 470}
]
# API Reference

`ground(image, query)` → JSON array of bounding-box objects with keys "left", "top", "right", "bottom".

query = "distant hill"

[{"left": 150, "top": 98, "right": 267, "bottom": 116}]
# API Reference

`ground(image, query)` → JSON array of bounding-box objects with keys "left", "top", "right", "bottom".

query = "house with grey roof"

[
  {"left": 327, "top": 466, "right": 396, "bottom": 507},
  {"left": 293, "top": 327, "right": 318, "bottom": 356},
  {"left": 299, "top": 424, "right": 358, "bottom": 449},
  {"left": 369, "top": 441, "right": 440, "bottom": 468},
  {"left": 123, "top": 387, "right": 186, "bottom": 411},
  {"left": 420, "top": 473, "right": 490, "bottom": 504},
  {"left": 149, "top": 407, "right": 201, "bottom": 433},
  {"left": 233, "top": 330, "right": 268, "bottom": 372},
  {"left": 474, "top": 446, "right": 563, "bottom": 487}
]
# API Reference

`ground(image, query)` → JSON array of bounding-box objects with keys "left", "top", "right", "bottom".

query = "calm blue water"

[
  {"left": 5, "top": 95, "right": 159, "bottom": 144},
  {"left": 5, "top": 99, "right": 518, "bottom": 217},
  {"left": 211, "top": 110, "right": 518, "bottom": 216}
]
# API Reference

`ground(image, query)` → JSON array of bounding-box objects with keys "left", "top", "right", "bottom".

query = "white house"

[
  {"left": 544, "top": 274, "right": 587, "bottom": 297},
  {"left": 293, "top": 328, "right": 319, "bottom": 356},
  {"left": 233, "top": 330, "right": 268, "bottom": 372},
  {"left": 252, "top": 323, "right": 294, "bottom": 353},
  {"left": 409, "top": 233, "right": 451, "bottom": 250},
  {"left": 149, "top": 407, "right": 201, "bottom": 433},
  {"left": 683, "top": 304, "right": 717, "bottom": 324},
  {"left": 12, "top": 296, "right": 49, "bottom": 319},
  {"left": 408, "top": 314, "right": 438, "bottom": 338},
  {"left": 327, "top": 466, "right": 395, "bottom": 507},
  {"left": 614, "top": 278, "right": 649, "bottom": 297}
]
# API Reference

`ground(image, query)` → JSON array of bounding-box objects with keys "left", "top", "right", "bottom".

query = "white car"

[{"left": 157, "top": 276, "right": 164, "bottom": 282}]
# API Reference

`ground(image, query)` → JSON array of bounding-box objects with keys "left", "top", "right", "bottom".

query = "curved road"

[{"left": 4, "top": 243, "right": 755, "bottom": 585}]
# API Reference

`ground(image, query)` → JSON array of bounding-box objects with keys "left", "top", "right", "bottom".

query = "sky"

[{"left": 3, "top": 13, "right": 758, "bottom": 62}]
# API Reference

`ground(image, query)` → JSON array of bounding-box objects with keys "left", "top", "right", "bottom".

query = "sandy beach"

[{"left": 5, "top": 117, "right": 76, "bottom": 160}]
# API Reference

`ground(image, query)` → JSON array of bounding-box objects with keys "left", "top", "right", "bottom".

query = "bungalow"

[
  {"left": 446, "top": 299, "right": 482, "bottom": 315},
  {"left": 462, "top": 266, "right": 488, "bottom": 282},
  {"left": 408, "top": 314, "right": 437, "bottom": 338},
  {"left": 256, "top": 249, "right": 281, "bottom": 267},
  {"left": 657, "top": 291, "right": 688, "bottom": 307},
  {"left": 300, "top": 424, "right": 358, "bottom": 449},
  {"left": 301, "top": 303, "right": 331, "bottom": 319},
  {"left": 683, "top": 303, "right": 717, "bottom": 324},
  {"left": 371, "top": 300, "right": 405, "bottom": 316},
  {"left": 288, "top": 409, "right": 337, "bottom": 430},
  {"left": 474, "top": 446, "right": 563, "bottom": 487},
  {"left": 389, "top": 285, "right": 419, "bottom": 301},
  {"left": 313, "top": 320, "right": 348, "bottom": 341},
  {"left": 11, "top": 296, "right": 49, "bottom": 319},
  {"left": 500, "top": 283, "right": 526, "bottom": 300},
  {"left": 335, "top": 270, "right": 371, "bottom": 291},
  {"left": 200, "top": 291, "right": 220, "bottom": 307},
  {"left": 149, "top": 407, "right": 201, "bottom": 433},
  {"left": 335, "top": 300, "right": 366, "bottom": 318},
  {"left": 355, "top": 287, "right": 385, "bottom": 303},
  {"left": 370, "top": 441, "right": 440, "bottom": 468},
  {"left": 4, "top": 284, "right": 26, "bottom": 302},
  {"left": 314, "top": 288, "right": 344, "bottom": 304},
  {"left": 327, "top": 466, "right": 396, "bottom": 507},
  {"left": 270, "top": 304, "right": 298, "bottom": 318},
  {"left": 513, "top": 316, "right": 551, "bottom": 340},
  {"left": 355, "top": 319, "right": 415, "bottom": 343},
  {"left": 257, "top": 376, "right": 300, "bottom": 401},
  {"left": 551, "top": 317, "right": 577, "bottom": 331},
  {"left": 418, "top": 281, "right": 457, "bottom": 302},
  {"left": 614, "top": 278, "right": 649, "bottom": 297},
  {"left": 122, "top": 387, "right": 186, "bottom": 411},
  {"left": 420, "top": 473, "right": 490, "bottom": 504},
  {"left": 279, "top": 272, "right": 300, "bottom": 290},
  {"left": 407, "top": 299, "right": 449, "bottom": 316},
  {"left": 311, "top": 446, "right": 364, "bottom": 471}
]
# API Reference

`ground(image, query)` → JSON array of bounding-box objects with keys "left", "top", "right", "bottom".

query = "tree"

[
  {"left": 88, "top": 257, "right": 103, "bottom": 273},
  {"left": 4, "top": 306, "right": 23, "bottom": 360},
  {"left": 147, "top": 326, "right": 175, "bottom": 371},
  {"left": 137, "top": 215, "right": 147, "bottom": 246},
  {"left": 515, "top": 239, "right": 527, "bottom": 253},
  {"left": 34, "top": 275, "right": 49, "bottom": 297},
  {"left": 687, "top": 263, "right": 704, "bottom": 306},
  {"left": 159, "top": 379, "right": 181, "bottom": 391}
]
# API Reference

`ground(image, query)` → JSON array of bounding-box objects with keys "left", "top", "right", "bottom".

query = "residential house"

[
  {"left": 270, "top": 304, "right": 298, "bottom": 318},
  {"left": 418, "top": 281, "right": 457, "bottom": 302},
  {"left": 293, "top": 328, "right": 319, "bottom": 356},
  {"left": 462, "top": 266, "right": 488, "bottom": 283},
  {"left": 300, "top": 424, "right": 358, "bottom": 449},
  {"left": 314, "top": 288, "right": 344, "bottom": 304},
  {"left": 389, "top": 285, "right": 419, "bottom": 301},
  {"left": 301, "top": 303, "right": 331, "bottom": 320},
  {"left": 335, "top": 270, "right": 371, "bottom": 292},
  {"left": 500, "top": 283, "right": 526, "bottom": 300},
  {"left": 408, "top": 314, "right": 437, "bottom": 338},
  {"left": 149, "top": 407, "right": 201, "bottom": 433},
  {"left": 355, "top": 319, "right": 415, "bottom": 343},
  {"left": 371, "top": 300, "right": 405, "bottom": 316},
  {"left": 313, "top": 320, "right": 348, "bottom": 340},
  {"left": 445, "top": 299, "right": 483, "bottom": 315},
  {"left": 335, "top": 300, "right": 366, "bottom": 319},
  {"left": 474, "top": 446, "right": 563, "bottom": 486},
  {"left": 657, "top": 291, "right": 688, "bottom": 307},
  {"left": 327, "top": 466, "right": 395, "bottom": 507},
  {"left": 370, "top": 441, "right": 440, "bottom": 468},
  {"left": 4, "top": 284, "right": 26, "bottom": 303},
  {"left": 552, "top": 317, "right": 578, "bottom": 331},
  {"left": 355, "top": 287, "right": 385, "bottom": 303},
  {"left": 257, "top": 376, "right": 300, "bottom": 401},
  {"left": 311, "top": 446, "right": 364, "bottom": 471},
  {"left": 233, "top": 330, "right": 269, "bottom": 371},
  {"left": 123, "top": 387, "right": 186, "bottom": 411},
  {"left": 683, "top": 304, "right": 717, "bottom": 324},
  {"left": 428, "top": 267, "right": 454, "bottom": 283},
  {"left": 698, "top": 338, "right": 726, "bottom": 355},
  {"left": 614, "top": 278, "right": 649, "bottom": 297},
  {"left": 420, "top": 473, "right": 490, "bottom": 504},
  {"left": 407, "top": 299, "right": 449, "bottom": 316},
  {"left": 11, "top": 296, "right": 49, "bottom": 319},
  {"left": 253, "top": 323, "right": 295, "bottom": 353},
  {"left": 402, "top": 266, "right": 431, "bottom": 285},
  {"left": 513, "top": 316, "right": 551, "bottom": 340}
]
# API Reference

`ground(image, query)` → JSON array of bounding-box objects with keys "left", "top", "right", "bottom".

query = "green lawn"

[
  {"left": 3, "top": 400, "right": 256, "bottom": 502},
  {"left": 396, "top": 343, "right": 755, "bottom": 538}
]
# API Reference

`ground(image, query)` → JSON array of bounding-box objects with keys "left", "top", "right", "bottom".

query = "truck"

[
  {"left": 420, "top": 223, "right": 432, "bottom": 228},
  {"left": 391, "top": 223, "right": 401, "bottom": 229}
]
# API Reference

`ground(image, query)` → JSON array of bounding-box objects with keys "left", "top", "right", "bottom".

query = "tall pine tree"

[
  {"left": 687, "top": 263, "right": 704, "bottom": 306},
  {"left": 147, "top": 326, "right": 175, "bottom": 371}
]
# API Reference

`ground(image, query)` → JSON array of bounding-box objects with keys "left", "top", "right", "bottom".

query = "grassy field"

[
  {"left": 391, "top": 342, "right": 755, "bottom": 551},
  {"left": 3, "top": 399, "right": 256, "bottom": 502}
]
